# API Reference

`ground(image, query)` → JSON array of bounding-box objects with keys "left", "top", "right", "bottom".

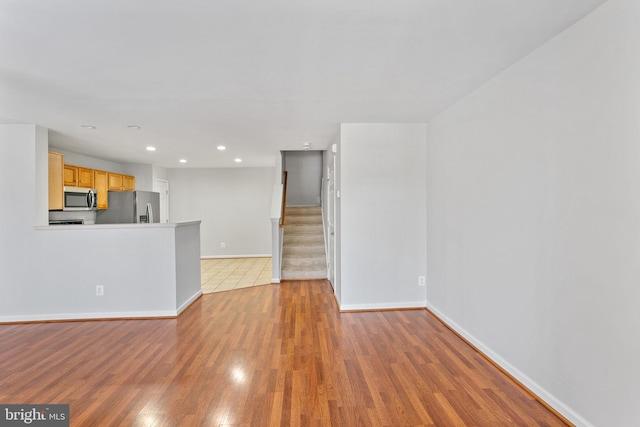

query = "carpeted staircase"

[{"left": 281, "top": 206, "right": 327, "bottom": 280}]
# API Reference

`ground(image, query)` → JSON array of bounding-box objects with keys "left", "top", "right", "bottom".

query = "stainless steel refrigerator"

[{"left": 96, "top": 191, "right": 160, "bottom": 224}]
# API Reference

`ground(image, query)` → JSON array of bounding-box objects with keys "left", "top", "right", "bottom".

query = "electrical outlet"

[
  {"left": 220, "top": 242, "right": 225, "bottom": 249},
  {"left": 418, "top": 276, "right": 426, "bottom": 287},
  {"left": 96, "top": 285, "right": 104, "bottom": 296}
]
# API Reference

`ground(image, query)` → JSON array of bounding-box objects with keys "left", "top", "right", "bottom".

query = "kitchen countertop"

[{"left": 35, "top": 220, "right": 201, "bottom": 231}]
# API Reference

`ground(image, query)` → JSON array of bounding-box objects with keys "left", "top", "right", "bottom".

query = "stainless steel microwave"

[{"left": 63, "top": 186, "right": 97, "bottom": 211}]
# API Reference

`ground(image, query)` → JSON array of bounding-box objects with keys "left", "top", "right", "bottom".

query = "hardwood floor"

[{"left": 0, "top": 280, "right": 567, "bottom": 426}]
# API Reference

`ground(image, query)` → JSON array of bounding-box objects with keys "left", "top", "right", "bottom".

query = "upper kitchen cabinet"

[
  {"left": 63, "top": 164, "right": 77, "bottom": 187},
  {"left": 48, "top": 151, "right": 64, "bottom": 210},
  {"left": 123, "top": 174, "right": 135, "bottom": 191},
  {"left": 108, "top": 173, "right": 123, "bottom": 191},
  {"left": 78, "top": 167, "right": 94, "bottom": 188},
  {"left": 108, "top": 173, "right": 135, "bottom": 191},
  {"left": 64, "top": 165, "right": 94, "bottom": 188},
  {"left": 94, "top": 170, "right": 108, "bottom": 209}
]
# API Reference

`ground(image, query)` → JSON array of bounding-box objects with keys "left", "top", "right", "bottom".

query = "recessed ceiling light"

[
  {"left": 146, "top": 146, "right": 156, "bottom": 151},
  {"left": 128, "top": 125, "right": 141, "bottom": 129},
  {"left": 234, "top": 158, "right": 242, "bottom": 163},
  {"left": 81, "top": 125, "right": 96, "bottom": 129},
  {"left": 179, "top": 159, "right": 187, "bottom": 163},
  {"left": 217, "top": 145, "right": 226, "bottom": 151}
]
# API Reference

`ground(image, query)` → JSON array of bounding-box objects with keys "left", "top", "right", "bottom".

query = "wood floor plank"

[{"left": 0, "top": 280, "right": 569, "bottom": 426}]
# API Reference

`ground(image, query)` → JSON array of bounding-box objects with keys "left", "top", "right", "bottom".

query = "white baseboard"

[
  {"left": 426, "top": 303, "right": 592, "bottom": 427},
  {"left": 177, "top": 290, "right": 203, "bottom": 315},
  {"left": 201, "top": 254, "right": 271, "bottom": 259},
  {"left": 0, "top": 292, "right": 204, "bottom": 323},
  {"left": 271, "top": 278, "right": 281, "bottom": 283},
  {"left": 339, "top": 300, "right": 426, "bottom": 311},
  {"left": 0, "top": 310, "right": 179, "bottom": 323}
]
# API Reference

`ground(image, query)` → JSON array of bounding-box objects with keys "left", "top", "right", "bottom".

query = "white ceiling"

[{"left": 0, "top": 0, "right": 608, "bottom": 168}]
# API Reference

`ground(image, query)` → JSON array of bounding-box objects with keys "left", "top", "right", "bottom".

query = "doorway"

[{"left": 154, "top": 179, "right": 170, "bottom": 223}]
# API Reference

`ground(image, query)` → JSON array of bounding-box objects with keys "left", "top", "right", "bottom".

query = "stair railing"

[{"left": 280, "top": 171, "right": 288, "bottom": 228}]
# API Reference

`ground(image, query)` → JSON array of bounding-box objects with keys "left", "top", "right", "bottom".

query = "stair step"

[
  {"left": 286, "top": 206, "right": 322, "bottom": 216},
  {"left": 285, "top": 215, "right": 322, "bottom": 225},
  {"left": 283, "top": 245, "right": 325, "bottom": 256},
  {"left": 281, "top": 268, "right": 327, "bottom": 280},
  {"left": 284, "top": 234, "right": 324, "bottom": 245},
  {"left": 282, "top": 256, "right": 326, "bottom": 268},
  {"left": 284, "top": 224, "right": 323, "bottom": 235}
]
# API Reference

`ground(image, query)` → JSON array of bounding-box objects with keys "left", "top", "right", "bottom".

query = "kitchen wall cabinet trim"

[
  {"left": 48, "top": 151, "right": 64, "bottom": 210},
  {"left": 94, "top": 169, "right": 109, "bottom": 209}
]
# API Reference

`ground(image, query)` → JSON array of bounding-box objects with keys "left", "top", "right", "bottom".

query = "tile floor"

[{"left": 201, "top": 257, "right": 273, "bottom": 294}]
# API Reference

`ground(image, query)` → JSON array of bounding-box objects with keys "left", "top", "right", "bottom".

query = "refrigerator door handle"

[{"left": 147, "top": 202, "right": 154, "bottom": 223}]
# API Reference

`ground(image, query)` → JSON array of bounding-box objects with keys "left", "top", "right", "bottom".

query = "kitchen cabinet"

[
  {"left": 123, "top": 175, "right": 135, "bottom": 191},
  {"left": 108, "top": 173, "right": 135, "bottom": 191},
  {"left": 108, "top": 173, "right": 123, "bottom": 191},
  {"left": 77, "top": 167, "right": 94, "bottom": 188},
  {"left": 48, "top": 151, "right": 64, "bottom": 210},
  {"left": 63, "top": 165, "right": 78, "bottom": 187},
  {"left": 64, "top": 165, "right": 94, "bottom": 188},
  {"left": 94, "top": 169, "right": 108, "bottom": 209},
  {"left": 51, "top": 161, "right": 134, "bottom": 209}
]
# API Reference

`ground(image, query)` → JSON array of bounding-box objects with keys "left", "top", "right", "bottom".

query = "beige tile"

[
  {"left": 201, "top": 257, "right": 274, "bottom": 294},
  {"left": 216, "top": 283, "right": 237, "bottom": 292}
]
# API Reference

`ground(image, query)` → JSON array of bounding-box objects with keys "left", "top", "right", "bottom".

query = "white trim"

[
  {"left": 177, "top": 290, "right": 202, "bottom": 315},
  {"left": 0, "top": 310, "right": 179, "bottom": 323},
  {"left": 427, "top": 303, "right": 593, "bottom": 427},
  {"left": 271, "top": 278, "right": 281, "bottom": 283},
  {"left": 270, "top": 183, "right": 284, "bottom": 220},
  {"left": 339, "top": 300, "right": 426, "bottom": 311},
  {"left": 201, "top": 254, "right": 271, "bottom": 259},
  {"left": 1, "top": 291, "right": 203, "bottom": 323}
]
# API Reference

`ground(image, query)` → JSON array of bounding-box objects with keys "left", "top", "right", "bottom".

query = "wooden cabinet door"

[
  {"left": 122, "top": 175, "right": 135, "bottom": 191},
  {"left": 64, "top": 165, "right": 78, "bottom": 187},
  {"left": 94, "top": 170, "right": 108, "bottom": 209},
  {"left": 48, "top": 152, "right": 64, "bottom": 210},
  {"left": 77, "top": 167, "right": 95, "bottom": 188},
  {"left": 108, "top": 173, "right": 123, "bottom": 191}
]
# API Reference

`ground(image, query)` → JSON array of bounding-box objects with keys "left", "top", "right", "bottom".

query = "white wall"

[
  {"left": 153, "top": 165, "right": 168, "bottom": 183},
  {"left": 283, "top": 151, "right": 323, "bottom": 206},
  {"left": 123, "top": 163, "right": 153, "bottom": 191},
  {"left": 168, "top": 167, "right": 275, "bottom": 257},
  {"left": 339, "top": 123, "right": 427, "bottom": 310},
  {"left": 426, "top": 1, "right": 640, "bottom": 425}
]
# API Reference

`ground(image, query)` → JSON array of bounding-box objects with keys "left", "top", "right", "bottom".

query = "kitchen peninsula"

[
  {"left": 31, "top": 220, "right": 202, "bottom": 322},
  {"left": 0, "top": 124, "right": 202, "bottom": 323}
]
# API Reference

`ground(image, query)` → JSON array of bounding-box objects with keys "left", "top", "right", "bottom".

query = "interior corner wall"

[
  {"left": 339, "top": 123, "right": 427, "bottom": 310},
  {"left": 123, "top": 163, "right": 154, "bottom": 191},
  {"left": 426, "top": 0, "right": 640, "bottom": 425},
  {"left": 283, "top": 151, "right": 323, "bottom": 206},
  {"left": 167, "top": 167, "right": 275, "bottom": 257}
]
